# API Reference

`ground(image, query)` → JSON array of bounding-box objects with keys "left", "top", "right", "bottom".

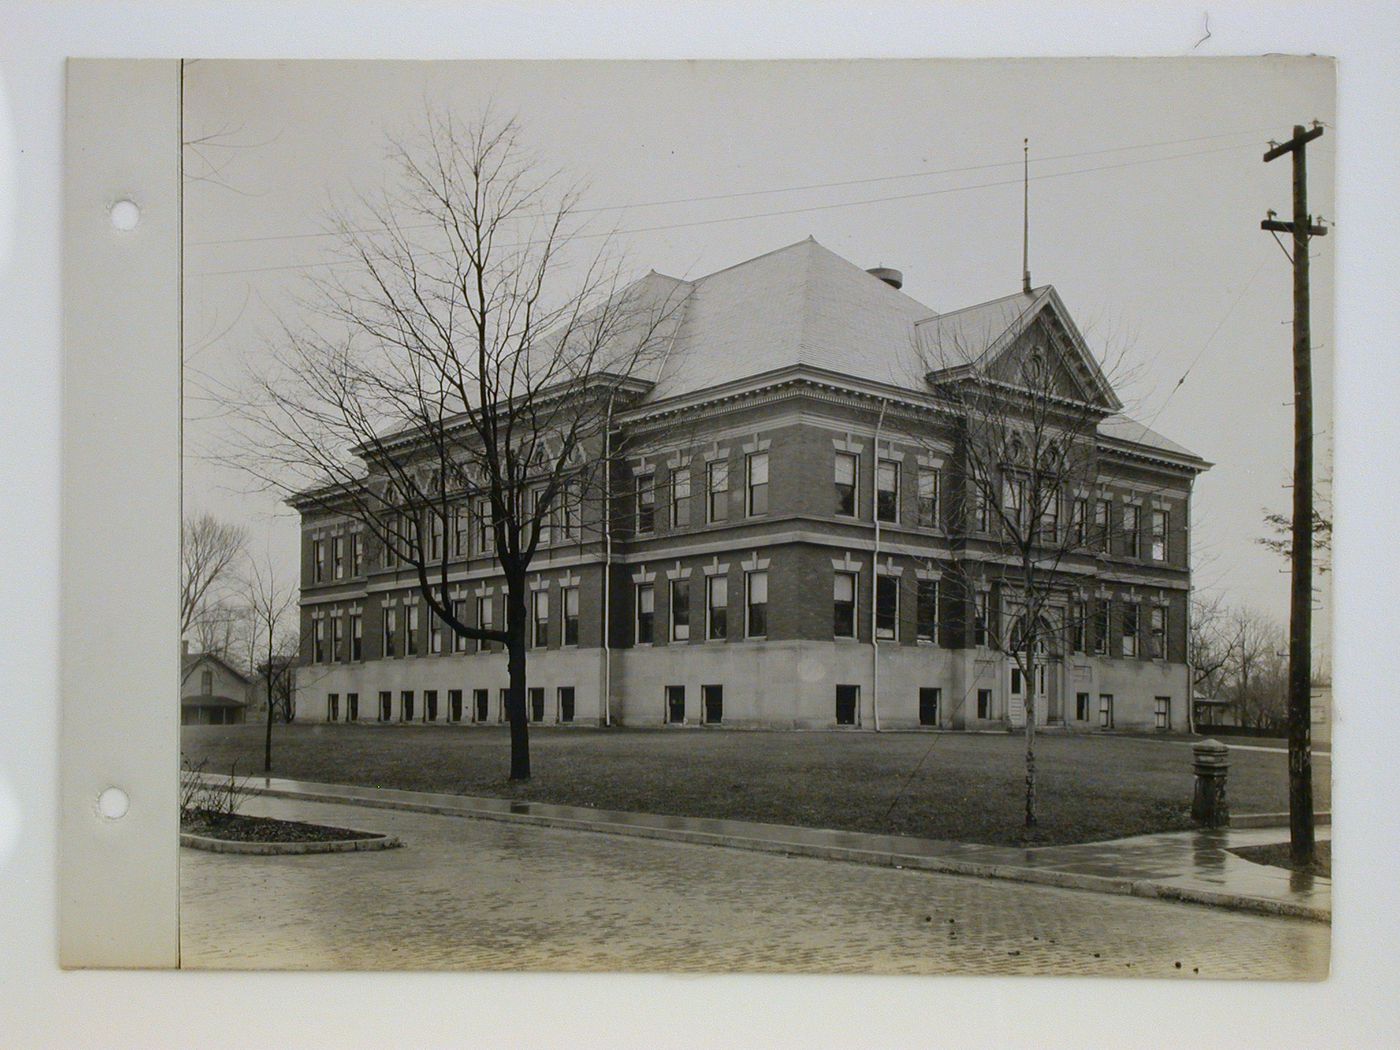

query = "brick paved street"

[{"left": 181, "top": 796, "right": 1328, "bottom": 978}]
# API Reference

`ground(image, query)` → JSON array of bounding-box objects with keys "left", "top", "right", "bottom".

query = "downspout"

[
  {"left": 870, "top": 398, "right": 889, "bottom": 732},
  {"left": 602, "top": 391, "right": 616, "bottom": 727}
]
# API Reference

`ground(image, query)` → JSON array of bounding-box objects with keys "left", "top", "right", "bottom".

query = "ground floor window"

[
  {"left": 448, "top": 689, "right": 462, "bottom": 722},
  {"left": 379, "top": 691, "right": 391, "bottom": 722},
  {"left": 529, "top": 687, "right": 545, "bottom": 723},
  {"left": 327, "top": 693, "right": 339, "bottom": 721},
  {"left": 473, "top": 688, "right": 489, "bottom": 723},
  {"left": 977, "top": 688, "right": 992, "bottom": 720},
  {"left": 346, "top": 693, "right": 358, "bottom": 721},
  {"left": 401, "top": 690, "right": 414, "bottom": 722},
  {"left": 1075, "top": 691, "right": 1090, "bottom": 722},
  {"left": 666, "top": 684, "right": 685, "bottom": 724},
  {"left": 918, "top": 687, "right": 940, "bottom": 727},
  {"left": 1155, "top": 696, "right": 1171, "bottom": 730},
  {"left": 499, "top": 688, "right": 510, "bottom": 722},
  {"left": 702, "top": 684, "right": 723, "bottom": 725},
  {"left": 425, "top": 689, "right": 438, "bottom": 722},
  {"left": 835, "top": 684, "right": 859, "bottom": 726},
  {"left": 558, "top": 686, "right": 575, "bottom": 723},
  {"left": 1099, "top": 693, "right": 1114, "bottom": 729}
]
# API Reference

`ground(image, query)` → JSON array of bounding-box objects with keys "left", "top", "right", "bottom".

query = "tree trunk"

[
  {"left": 504, "top": 576, "right": 531, "bottom": 781},
  {"left": 1023, "top": 648, "right": 1037, "bottom": 828},
  {"left": 263, "top": 651, "right": 274, "bottom": 773}
]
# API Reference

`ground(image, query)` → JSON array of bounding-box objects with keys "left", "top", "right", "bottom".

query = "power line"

[
  {"left": 187, "top": 127, "right": 1277, "bottom": 249},
  {"left": 191, "top": 140, "right": 1259, "bottom": 279},
  {"left": 1142, "top": 256, "right": 1268, "bottom": 433}
]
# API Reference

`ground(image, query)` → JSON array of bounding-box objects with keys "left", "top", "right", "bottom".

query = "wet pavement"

[
  {"left": 181, "top": 794, "right": 1330, "bottom": 976},
  {"left": 210, "top": 773, "right": 1331, "bottom": 921}
]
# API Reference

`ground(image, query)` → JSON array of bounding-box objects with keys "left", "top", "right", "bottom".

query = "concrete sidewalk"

[{"left": 215, "top": 773, "right": 1331, "bottom": 923}]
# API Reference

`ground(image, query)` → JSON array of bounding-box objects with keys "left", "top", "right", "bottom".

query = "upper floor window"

[
  {"left": 430, "top": 610, "right": 445, "bottom": 654},
  {"left": 332, "top": 614, "right": 345, "bottom": 661},
  {"left": 974, "top": 592, "right": 990, "bottom": 647},
  {"left": 350, "top": 612, "right": 363, "bottom": 660},
  {"left": 331, "top": 535, "right": 345, "bottom": 579},
  {"left": 383, "top": 607, "right": 398, "bottom": 658},
  {"left": 200, "top": 669, "right": 213, "bottom": 695},
  {"left": 557, "top": 481, "right": 580, "bottom": 541},
  {"left": 636, "top": 474, "right": 655, "bottom": 534},
  {"left": 405, "top": 603, "right": 420, "bottom": 656},
  {"left": 636, "top": 583, "right": 655, "bottom": 644},
  {"left": 562, "top": 587, "right": 579, "bottom": 646},
  {"left": 530, "top": 486, "right": 551, "bottom": 547},
  {"left": 670, "top": 469, "right": 690, "bottom": 529},
  {"left": 876, "top": 459, "right": 900, "bottom": 523},
  {"left": 745, "top": 570, "right": 768, "bottom": 638},
  {"left": 312, "top": 538, "right": 325, "bottom": 583},
  {"left": 314, "top": 618, "right": 327, "bottom": 663},
  {"left": 1121, "top": 602, "right": 1139, "bottom": 658},
  {"left": 973, "top": 484, "right": 991, "bottom": 532},
  {"left": 351, "top": 532, "right": 364, "bottom": 576},
  {"left": 475, "top": 595, "right": 493, "bottom": 652},
  {"left": 916, "top": 579, "right": 938, "bottom": 643},
  {"left": 833, "top": 572, "right": 857, "bottom": 638},
  {"left": 746, "top": 452, "right": 769, "bottom": 516},
  {"left": 876, "top": 574, "right": 899, "bottom": 639},
  {"left": 670, "top": 579, "right": 690, "bottom": 641},
  {"left": 1151, "top": 509, "right": 1169, "bottom": 561},
  {"left": 476, "top": 499, "right": 494, "bottom": 555},
  {"left": 916, "top": 467, "right": 940, "bottom": 527},
  {"left": 834, "top": 452, "right": 858, "bottom": 516},
  {"left": 707, "top": 460, "right": 729, "bottom": 523},
  {"left": 453, "top": 505, "right": 470, "bottom": 557},
  {"left": 1123, "top": 504, "right": 1142, "bottom": 558},
  {"left": 1150, "top": 605, "right": 1167, "bottom": 658},
  {"left": 1040, "top": 490, "right": 1059, "bottom": 543},
  {"left": 1095, "top": 498, "right": 1112, "bottom": 553},
  {"left": 1003, "top": 476, "right": 1025, "bottom": 530},
  {"left": 533, "top": 589, "right": 550, "bottom": 648},
  {"left": 706, "top": 575, "right": 728, "bottom": 640},
  {"left": 1069, "top": 601, "right": 1086, "bottom": 653},
  {"left": 1092, "top": 599, "right": 1109, "bottom": 655},
  {"left": 428, "top": 514, "right": 444, "bottom": 561},
  {"left": 1070, "top": 497, "right": 1088, "bottom": 547},
  {"left": 450, "top": 600, "right": 468, "bottom": 653}
]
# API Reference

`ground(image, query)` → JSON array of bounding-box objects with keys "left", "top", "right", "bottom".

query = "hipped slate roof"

[
  {"left": 634, "top": 238, "right": 1202, "bottom": 465},
  {"left": 643, "top": 237, "right": 938, "bottom": 401}
]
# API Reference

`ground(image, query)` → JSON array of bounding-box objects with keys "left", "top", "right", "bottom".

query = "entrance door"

[
  {"left": 1009, "top": 663, "right": 1049, "bottom": 728},
  {"left": 449, "top": 690, "right": 462, "bottom": 723}
]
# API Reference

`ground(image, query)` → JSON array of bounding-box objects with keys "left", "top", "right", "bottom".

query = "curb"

[
  {"left": 1232, "top": 811, "right": 1332, "bottom": 829},
  {"left": 238, "top": 783, "right": 1329, "bottom": 923},
  {"left": 180, "top": 831, "right": 402, "bottom": 855}
]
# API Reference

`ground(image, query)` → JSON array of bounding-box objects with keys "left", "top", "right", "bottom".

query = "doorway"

[{"left": 666, "top": 685, "right": 686, "bottom": 724}]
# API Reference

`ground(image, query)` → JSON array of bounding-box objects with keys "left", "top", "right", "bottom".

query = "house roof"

[
  {"left": 1098, "top": 414, "right": 1206, "bottom": 462},
  {"left": 642, "top": 237, "right": 939, "bottom": 402},
  {"left": 181, "top": 650, "right": 251, "bottom": 686}
]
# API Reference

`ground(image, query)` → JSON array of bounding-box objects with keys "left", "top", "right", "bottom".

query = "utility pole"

[{"left": 1261, "top": 123, "right": 1326, "bottom": 868}]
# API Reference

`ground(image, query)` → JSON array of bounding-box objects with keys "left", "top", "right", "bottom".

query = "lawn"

[{"left": 183, "top": 724, "right": 1331, "bottom": 847}]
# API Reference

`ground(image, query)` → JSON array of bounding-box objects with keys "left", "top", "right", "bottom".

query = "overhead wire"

[{"left": 192, "top": 139, "right": 1262, "bottom": 279}]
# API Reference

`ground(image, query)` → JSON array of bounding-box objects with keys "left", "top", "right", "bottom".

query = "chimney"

[
  {"left": 182, "top": 639, "right": 190, "bottom": 659},
  {"left": 866, "top": 266, "right": 903, "bottom": 290}
]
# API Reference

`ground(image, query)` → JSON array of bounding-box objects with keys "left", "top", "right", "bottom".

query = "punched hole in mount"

[
  {"left": 97, "top": 787, "right": 129, "bottom": 820},
  {"left": 109, "top": 199, "right": 140, "bottom": 230}
]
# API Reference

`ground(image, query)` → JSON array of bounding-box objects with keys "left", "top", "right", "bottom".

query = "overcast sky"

[{"left": 182, "top": 57, "right": 1334, "bottom": 648}]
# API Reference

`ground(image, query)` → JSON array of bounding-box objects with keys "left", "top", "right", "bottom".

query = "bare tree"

[
  {"left": 181, "top": 512, "right": 248, "bottom": 638},
  {"left": 914, "top": 295, "right": 1141, "bottom": 829},
  {"left": 1188, "top": 591, "right": 1238, "bottom": 728},
  {"left": 1224, "top": 607, "right": 1287, "bottom": 731},
  {"left": 242, "top": 553, "right": 298, "bottom": 773},
  {"left": 234, "top": 110, "right": 683, "bottom": 780}
]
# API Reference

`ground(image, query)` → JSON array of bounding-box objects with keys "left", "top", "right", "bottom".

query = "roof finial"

[{"left": 1022, "top": 137, "right": 1032, "bottom": 295}]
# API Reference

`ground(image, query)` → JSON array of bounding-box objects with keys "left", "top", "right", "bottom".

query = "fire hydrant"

[{"left": 1191, "top": 739, "right": 1231, "bottom": 828}]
